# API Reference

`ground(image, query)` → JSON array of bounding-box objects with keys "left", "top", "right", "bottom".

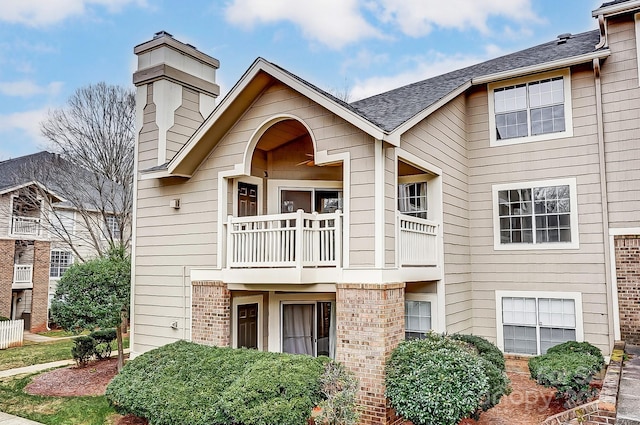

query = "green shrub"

[
  {"left": 385, "top": 333, "right": 490, "bottom": 425},
  {"left": 529, "top": 341, "right": 604, "bottom": 406},
  {"left": 106, "top": 340, "right": 338, "bottom": 425},
  {"left": 90, "top": 329, "right": 117, "bottom": 359},
  {"left": 72, "top": 336, "right": 97, "bottom": 366},
  {"left": 0, "top": 316, "right": 9, "bottom": 321},
  {"left": 546, "top": 341, "right": 604, "bottom": 364},
  {"left": 451, "top": 334, "right": 511, "bottom": 412}
]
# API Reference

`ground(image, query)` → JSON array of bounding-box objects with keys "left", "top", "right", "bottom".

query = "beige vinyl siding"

[
  {"left": 0, "top": 195, "right": 10, "bottom": 236},
  {"left": 166, "top": 87, "right": 205, "bottom": 162},
  {"left": 133, "top": 82, "right": 378, "bottom": 353},
  {"left": 399, "top": 94, "right": 472, "bottom": 333},
  {"left": 467, "top": 67, "right": 610, "bottom": 353},
  {"left": 384, "top": 148, "right": 396, "bottom": 267},
  {"left": 601, "top": 16, "right": 640, "bottom": 229}
]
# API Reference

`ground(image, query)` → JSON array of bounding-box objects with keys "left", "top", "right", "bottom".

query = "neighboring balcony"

[
  {"left": 13, "top": 264, "right": 33, "bottom": 290},
  {"left": 216, "top": 209, "right": 441, "bottom": 284},
  {"left": 10, "top": 216, "right": 42, "bottom": 237}
]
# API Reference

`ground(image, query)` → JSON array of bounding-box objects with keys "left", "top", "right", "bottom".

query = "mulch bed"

[{"left": 24, "top": 356, "right": 576, "bottom": 425}]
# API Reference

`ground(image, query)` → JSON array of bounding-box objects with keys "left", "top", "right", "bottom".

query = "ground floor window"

[
  {"left": 281, "top": 301, "right": 334, "bottom": 357},
  {"left": 497, "top": 291, "right": 582, "bottom": 355},
  {"left": 404, "top": 293, "right": 437, "bottom": 339}
]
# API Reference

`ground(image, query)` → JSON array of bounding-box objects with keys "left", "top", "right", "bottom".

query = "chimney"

[{"left": 133, "top": 31, "right": 220, "bottom": 169}]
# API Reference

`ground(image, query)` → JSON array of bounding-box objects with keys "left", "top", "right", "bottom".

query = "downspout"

[{"left": 593, "top": 57, "right": 616, "bottom": 350}]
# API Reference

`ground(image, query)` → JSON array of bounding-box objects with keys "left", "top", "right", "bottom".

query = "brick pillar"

[
  {"left": 30, "top": 240, "right": 50, "bottom": 333},
  {"left": 336, "top": 282, "right": 405, "bottom": 425},
  {"left": 191, "top": 280, "right": 230, "bottom": 346},
  {"left": 614, "top": 235, "right": 640, "bottom": 345},
  {"left": 0, "top": 240, "right": 16, "bottom": 319}
]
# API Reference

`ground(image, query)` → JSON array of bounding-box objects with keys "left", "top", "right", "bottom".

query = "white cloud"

[
  {"left": 225, "top": 0, "right": 382, "bottom": 49},
  {"left": 0, "top": 108, "right": 49, "bottom": 146},
  {"left": 341, "top": 49, "right": 389, "bottom": 73},
  {"left": 0, "top": 0, "right": 147, "bottom": 27},
  {"left": 350, "top": 51, "right": 487, "bottom": 100},
  {"left": 375, "top": 0, "right": 538, "bottom": 37},
  {"left": 0, "top": 81, "right": 63, "bottom": 97}
]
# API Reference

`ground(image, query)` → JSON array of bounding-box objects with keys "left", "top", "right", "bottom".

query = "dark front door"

[
  {"left": 238, "top": 182, "right": 258, "bottom": 217},
  {"left": 237, "top": 303, "right": 258, "bottom": 349}
]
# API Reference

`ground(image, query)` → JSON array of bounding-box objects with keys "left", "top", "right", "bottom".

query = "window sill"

[
  {"left": 493, "top": 241, "right": 579, "bottom": 251},
  {"left": 490, "top": 128, "right": 573, "bottom": 147}
]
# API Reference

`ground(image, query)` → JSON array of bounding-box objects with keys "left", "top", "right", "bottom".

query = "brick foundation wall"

[
  {"left": 336, "top": 282, "right": 405, "bottom": 425},
  {"left": 0, "top": 240, "right": 15, "bottom": 319},
  {"left": 614, "top": 235, "right": 640, "bottom": 345},
  {"left": 191, "top": 280, "right": 230, "bottom": 347},
  {"left": 30, "top": 240, "right": 50, "bottom": 333}
]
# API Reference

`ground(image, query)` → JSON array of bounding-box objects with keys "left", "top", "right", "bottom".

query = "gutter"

[
  {"left": 592, "top": 0, "right": 640, "bottom": 17},
  {"left": 472, "top": 50, "right": 611, "bottom": 85}
]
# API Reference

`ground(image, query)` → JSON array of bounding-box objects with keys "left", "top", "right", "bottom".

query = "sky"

[{"left": 0, "top": 0, "right": 603, "bottom": 160}]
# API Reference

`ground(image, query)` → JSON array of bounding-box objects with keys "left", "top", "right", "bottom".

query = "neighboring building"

[
  {"left": 0, "top": 151, "right": 128, "bottom": 332},
  {"left": 130, "top": 2, "right": 640, "bottom": 424}
]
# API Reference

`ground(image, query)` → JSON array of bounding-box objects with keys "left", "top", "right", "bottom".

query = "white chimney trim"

[
  {"left": 153, "top": 80, "right": 182, "bottom": 166},
  {"left": 199, "top": 93, "right": 216, "bottom": 120}
]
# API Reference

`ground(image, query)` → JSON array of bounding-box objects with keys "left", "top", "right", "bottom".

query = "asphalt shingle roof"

[
  {"left": 0, "top": 151, "right": 124, "bottom": 211},
  {"left": 350, "top": 29, "right": 603, "bottom": 133}
]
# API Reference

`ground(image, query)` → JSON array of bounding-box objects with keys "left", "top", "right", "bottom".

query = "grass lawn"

[
  {"left": 0, "top": 337, "right": 130, "bottom": 371},
  {"left": 0, "top": 373, "right": 119, "bottom": 425}
]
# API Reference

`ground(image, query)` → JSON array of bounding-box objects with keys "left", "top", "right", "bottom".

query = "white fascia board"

[
  {"left": 472, "top": 50, "right": 611, "bottom": 85},
  {"left": 386, "top": 81, "right": 473, "bottom": 145},
  {"left": 168, "top": 58, "right": 387, "bottom": 175},
  {"left": 0, "top": 181, "right": 67, "bottom": 203},
  {"left": 593, "top": 0, "right": 640, "bottom": 17},
  {"left": 139, "top": 169, "right": 191, "bottom": 180}
]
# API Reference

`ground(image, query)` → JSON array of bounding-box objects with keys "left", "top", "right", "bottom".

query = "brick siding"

[
  {"left": 191, "top": 280, "right": 230, "bottom": 347},
  {"left": 30, "top": 240, "right": 50, "bottom": 333},
  {"left": 336, "top": 282, "right": 405, "bottom": 425},
  {"left": 0, "top": 240, "right": 15, "bottom": 318},
  {"left": 614, "top": 235, "right": 640, "bottom": 345}
]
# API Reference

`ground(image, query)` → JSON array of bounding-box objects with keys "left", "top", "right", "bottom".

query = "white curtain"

[{"left": 282, "top": 304, "right": 314, "bottom": 355}]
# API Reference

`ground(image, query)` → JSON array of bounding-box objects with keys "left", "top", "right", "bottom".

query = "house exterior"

[
  {"left": 0, "top": 151, "right": 128, "bottom": 332},
  {"left": 130, "top": 2, "right": 640, "bottom": 423}
]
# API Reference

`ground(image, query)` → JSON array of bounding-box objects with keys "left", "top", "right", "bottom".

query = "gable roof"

[
  {"left": 164, "top": 29, "right": 609, "bottom": 177},
  {"left": 0, "top": 151, "right": 124, "bottom": 211},
  {"left": 593, "top": 0, "right": 640, "bottom": 16}
]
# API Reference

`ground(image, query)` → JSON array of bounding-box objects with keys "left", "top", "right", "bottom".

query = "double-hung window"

[
  {"left": 496, "top": 291, "right": 583, "bottom": 355},
  {"left": 105, "top": 215, "right": 121, "bottom": 239},
  {"left": 404, "top": 293, "right": 437, "bottom": 339},
  {"left": 493, "top": 178, "right": 579, "bottom": 250},
  {"left": 50, "top": 250, "right": 73, "bottom": 278},
  {"left": 489, "top": 70, "right": 572, "bottom": 146}
]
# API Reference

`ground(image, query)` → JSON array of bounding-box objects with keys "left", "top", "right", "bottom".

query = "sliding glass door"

[{"left": 281, "top": 302, "right": 334, "bottom": 357}]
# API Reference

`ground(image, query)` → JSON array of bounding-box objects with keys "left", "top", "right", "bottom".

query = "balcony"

[
  {"left": 397, "top": 214, "right": 439, "bottom": 267},
  {"left": 10, "top": 216, "right": 41, "bottom": 237},
  {"left": 13, "top": 264, "right": 33, "bottom": 290}
]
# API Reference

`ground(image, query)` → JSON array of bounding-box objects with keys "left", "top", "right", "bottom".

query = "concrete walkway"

[
  {"left": 617, "top": 344, "right": 640, "bottom": 425},
  {"left": 22, "top": 332, "right": 74, "bottom": 343},
  {"left": 0, "top": 412, "right": 44, "bottom": 425}
]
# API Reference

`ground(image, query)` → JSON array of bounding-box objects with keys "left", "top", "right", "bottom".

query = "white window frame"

[
  {"left": 404, "top": 292, "right": 438, "bottom": 339},
  {"left": 231, "top": 295, "right": 263, "bottom": 350},
  {"left": 267, "top": 179, "right": 343, "bottom": 214},
  {"left": 398, "top": 175, "right": 430, "bottom": 220},
  {"left": 636, "top": 13, "right": 640, "bottom": 86},
  {"left": 488, "top": 69, "right": 573, "bottom": 147},
  {"left": 492, "top": 177, "right": 579, "bottom": 250},
  {"left": 104, "top": 215, "right": 121, "bottom": 239},
  {"left": 495, "top": 290, "right": 584, "bottom": 355},
  {"left": 50, "top": 249, "right": 73, "bottom": 279}
]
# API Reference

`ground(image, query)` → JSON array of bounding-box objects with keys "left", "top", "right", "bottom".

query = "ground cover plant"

[
  {"left": 528, "top": 341, "right": 604, "bottom": 406},
  {"left": 385, "top": 333, "right": 510, "bottom": 425},
  {"left": 107, "top": 340, "right": 356, "bottom": 425}
]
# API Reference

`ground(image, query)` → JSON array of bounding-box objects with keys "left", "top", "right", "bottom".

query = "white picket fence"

[{"left": 0, "top": 320, "right": 24, "bottom": 349}]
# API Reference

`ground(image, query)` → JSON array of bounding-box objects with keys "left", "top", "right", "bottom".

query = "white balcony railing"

[
  {"left": 13, "top": 264, "right": 33, "bottom": 289},
  {"left": 10, "top": 216, "right": 41, "bottom": 237},
  {"left": 226, "top": 210, "right": 342, "bottom": 269},
  {"left": 398, "top": 213, "right": 439, "bottom": 267}
]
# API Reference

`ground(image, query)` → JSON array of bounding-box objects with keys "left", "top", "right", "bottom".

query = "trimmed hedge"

[
  {"left": 451, "top": 334, "right": 511, "bottom": 412},
  {"left": 106, "top": 341, "right": 333, "bottom": 425},
  {"left": 529, "top": 341, "right": 604, "bottom": 406},
  {"left": 385, "top": 333, "right": 491, "bottom": 425}
]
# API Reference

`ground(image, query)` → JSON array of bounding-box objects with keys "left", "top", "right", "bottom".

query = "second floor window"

[
  {"left": 105, "top": 215, "right": 121, "bottom": 239},
  {"left": 398, "top": 182, "right": 427, "bottom": 219},
  {"left": 50, "top": 250, "right": 73, "bottom": 278}
]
